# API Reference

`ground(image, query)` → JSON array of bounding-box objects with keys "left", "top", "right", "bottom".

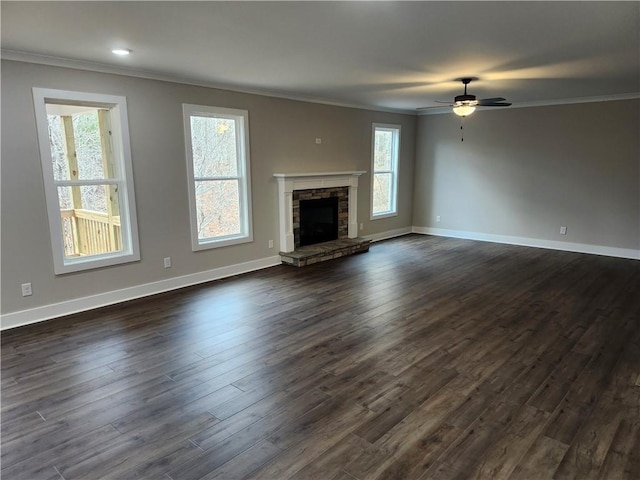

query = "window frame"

[
  {"left": 370, "top": 123, "right": 401, "bottom": 219},
  {"left": 182, "top": 104, "right": 253, "bottom": 251},
  {"left": 32, "top": 88, "right": 140, "bottom": 275}
]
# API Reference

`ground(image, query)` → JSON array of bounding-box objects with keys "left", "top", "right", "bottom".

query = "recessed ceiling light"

[{"left": 112, "top": 48, "right": 132, "bottom": 56}]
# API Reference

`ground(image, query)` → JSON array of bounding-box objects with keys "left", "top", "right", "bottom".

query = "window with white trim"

[
  {"left": 183, "top": 104, "right": 253, "bottom": 250},
  {"left": 371, "top": 123, "right": 400, "bottom": 218},
  {"left": 33, "top": 88, "right": 140, "bottom": 275}
]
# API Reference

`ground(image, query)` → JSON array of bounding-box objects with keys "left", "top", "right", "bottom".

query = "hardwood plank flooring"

[{"left": 2, "top": 234, "right": 639, "bottom": 479}]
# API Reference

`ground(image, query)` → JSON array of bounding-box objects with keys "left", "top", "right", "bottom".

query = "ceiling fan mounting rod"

[
  {"left": 455, "top": 78, "right": 477, "bottom": 104},
  {"left": 461, "top": 77, "right": 473, "bottom": 95}
]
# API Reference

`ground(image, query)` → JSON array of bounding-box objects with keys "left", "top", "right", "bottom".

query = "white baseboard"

[
  {"left": 1, "top": 255, "right": 283, "bottom": 331},
  {"left": 412, "top": 226, "right": 640, "bottom": 260},
  {"left": 364, "top": 226, "right": 413, "bottom": 243},
  {"left": 4, "top": 229, "right": 637, "bottom": 330}
]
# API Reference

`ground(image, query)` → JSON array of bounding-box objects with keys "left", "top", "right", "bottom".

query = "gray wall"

[
  {"left": 413, "top": 100, "right": 639, "bottom": 251},
  {"left": 1, "top": 60, "right": 416, "bottom": 315},
  {"left": 4, "top": 59, "right": 637, "bottom": 319}
]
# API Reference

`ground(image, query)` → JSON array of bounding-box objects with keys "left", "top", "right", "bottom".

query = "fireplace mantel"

[{"left": 274, "top": 171, "right": 365, "bottom": 253}]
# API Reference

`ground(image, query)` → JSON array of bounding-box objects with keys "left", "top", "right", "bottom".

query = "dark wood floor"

[{"left": 2, "top": 234, "right": 639, "bottom": 480}]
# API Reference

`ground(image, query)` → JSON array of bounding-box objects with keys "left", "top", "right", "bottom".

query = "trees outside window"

[
  {"left": 183, "top": 104, "right": 253, "bottom": 250},
  {"left": 371, "top": 124, "right": 400, "bottom": 218}
]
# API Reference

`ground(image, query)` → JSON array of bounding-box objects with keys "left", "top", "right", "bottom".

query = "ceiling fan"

[{"left": 419, "top": 78, "right": 512, "bottom": 116}]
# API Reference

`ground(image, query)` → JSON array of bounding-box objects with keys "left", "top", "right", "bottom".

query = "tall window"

[
  {"left": 183, "top": 104, "right": 253, "bottom": 250},
  {"left": 33, "top": 88, "right": 140, "bottom": 274},
  {"left": 371, "top": 123, "right": 400, "bottom": 218}
]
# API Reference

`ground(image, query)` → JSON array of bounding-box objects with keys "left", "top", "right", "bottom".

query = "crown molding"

[
  {"left": 3, "top": 49, "right": 637, "bottom": 117},
  {"left": 1, "top": 49, "right": 415, "bottom": 115}
]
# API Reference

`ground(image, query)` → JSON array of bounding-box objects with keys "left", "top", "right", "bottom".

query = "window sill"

[
  {"left": 192, "top": 234, "right": 253, "bottom": 252},
  {"left": 55, "top": 251, "right": 140, "bottom": 275},
  {"left": 370, "top": 211, "right": 398, "bottom": 221}
]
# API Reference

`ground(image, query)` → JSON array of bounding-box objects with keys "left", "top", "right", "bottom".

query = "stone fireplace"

[
  {"left": 274, "top": 171, "right": 364, "bottom": 253},
  {"left": 274, "top": 172, "right": 370, "bottom": 266}
]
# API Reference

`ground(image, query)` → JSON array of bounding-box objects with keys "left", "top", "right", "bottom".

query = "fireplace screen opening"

[{"left": 299, "top": 197, "right": 339, "bottom": 246}]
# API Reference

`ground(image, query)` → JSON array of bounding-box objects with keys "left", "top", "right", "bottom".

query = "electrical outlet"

[
  {"left": 560, "top": 226, "right": 567, "bottom": 235},
  {"left": 21, "top": 283, "right": 32, "bottom": 297},
  {"left": 268, "top": 240, "right": 274, "bottom": 249},
  {"left": 163, "top": 257, "right": 172, "bottom": 268},
  {"left": 315, "top": 137, "right": 322, "bottom": 144},
  {"left": 436, "top": 215, "right": 441, "bottom": 222},
  {"left": 359, "top": 223, "right": 363, "bottom": 231}
]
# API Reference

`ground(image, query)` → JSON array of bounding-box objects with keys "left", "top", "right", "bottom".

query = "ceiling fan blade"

[
  {"left": 416, "top": 105, "right": 452, "bottom": 110},
  {"left": 477, "top": 97, "right": 506, "bottom": 105},
  {"left": 479, "top": 102, "right": 512, "bottom": 107},
  {"left": 435, "top": 100, "right": 454, "bottom": 104}
]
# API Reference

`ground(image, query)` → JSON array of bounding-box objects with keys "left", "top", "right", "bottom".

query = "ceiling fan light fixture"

[
  {"left": 112, "top": 48, "right": 132, "bottom": 56},
  {"left": 453, "top": 104, "right": 476, "bottom": 117}
]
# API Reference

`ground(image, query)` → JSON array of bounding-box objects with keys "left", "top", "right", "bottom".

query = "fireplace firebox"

[{"left": 299, "top": 197, "right": 339, "bottom": 246}]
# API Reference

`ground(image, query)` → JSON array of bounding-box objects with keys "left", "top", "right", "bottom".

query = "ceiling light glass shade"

[
  {"left": 453, "top": 104, "right": 476, "bottom": 117},
  {"left": 112, "top": 48, "right": 132, "bottom": 56}
]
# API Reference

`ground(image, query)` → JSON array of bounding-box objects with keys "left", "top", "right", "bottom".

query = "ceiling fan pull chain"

[{"left": 460, "top": 117, "right": 464, "bottom": 142}]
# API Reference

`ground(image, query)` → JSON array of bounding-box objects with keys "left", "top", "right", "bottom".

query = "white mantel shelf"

[
  {"left": 273, "top": 171, "right": 366, "bottom": 178},
  {"left": 274, "top": 171, "right": 366, "bottom": 253}
]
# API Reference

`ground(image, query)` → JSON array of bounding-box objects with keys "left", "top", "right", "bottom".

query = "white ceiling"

[{"left": 2, "top": 1, "right": 639, "bottom": 113}]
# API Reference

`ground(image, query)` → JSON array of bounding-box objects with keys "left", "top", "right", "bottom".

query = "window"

[
  {"left": 33, "top": 88, "right": 140, "bottom": 274},
  {"left": 183, "top": 104, "right": 253, "bottom": 250},
  {"left": 371, "top": 123, "right": 400, "bottom": 218}
]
